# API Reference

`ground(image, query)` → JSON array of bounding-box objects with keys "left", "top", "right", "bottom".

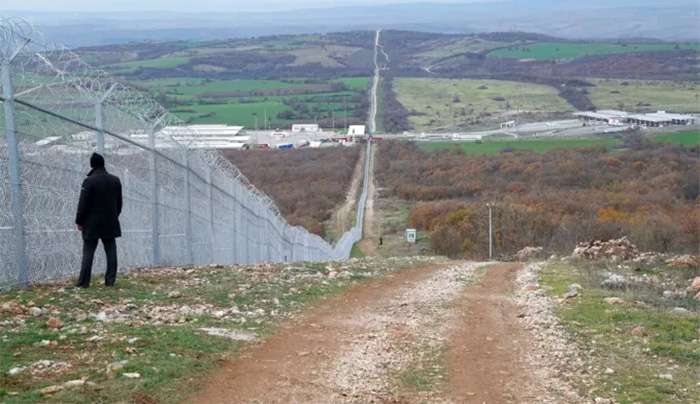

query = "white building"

[
  {"left": 291, "top": 124, "right": 320, "bottom": 133},
  {"left": 574, "top": 110, "right": 628, "bottom": 125},
  {"left": 575, "top": 110, "right": 696, "bottom": 128},
  {"left": 348, "top": 125, "right": 366, "bottom": 136}
]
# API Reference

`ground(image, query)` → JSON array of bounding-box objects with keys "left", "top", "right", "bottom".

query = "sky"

[{"left": 0, "top": 0, "right": 488, "bottom": 12}]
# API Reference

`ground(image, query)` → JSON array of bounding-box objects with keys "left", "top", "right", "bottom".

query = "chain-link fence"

[{"left": 0, "top": 19, "right": 370, "bottom": 289}]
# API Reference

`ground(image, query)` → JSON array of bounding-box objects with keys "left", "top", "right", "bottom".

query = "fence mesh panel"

[{"left": 0, "top": 19, "right": 369, "bottom": 289}]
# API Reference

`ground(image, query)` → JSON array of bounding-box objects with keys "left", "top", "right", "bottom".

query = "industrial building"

[
  {"left": 291, "top": 124, "right": 320, "bottom": 133},
  {"left": 626, "top": 112, "right": 696, "bottom": 127},
  {"left": 574, "top": 110, "right": 695, "bottom": 127},
  {"left": 348, "top": 125, "right": 366, "bottom": 136}
]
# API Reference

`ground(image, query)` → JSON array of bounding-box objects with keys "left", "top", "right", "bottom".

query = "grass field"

[
  {"left": 109, "top": 56, "right": 191, "bottom": 74},
  {"left": 587, "top": 79, "right": 700, "bottom": 113},
  {"left": 135, "top": 77, "right": 369, "bottom": 127},
  {"left": 488, "top": 42, "right": 700, "bottom": 60},
  {"left": 540, "top": 261, "right": 699, "bottom": 403},
  {"left": 654, "top": 130, "right": 700, "bottom": 146},
  {"left": 420, "top": 137, "right": 620, "bottom": 155},
  {"left": 394, "top": 78, "right": 573, "bottom": 131},
  {"left": 0, "top": 258, "right": 436, "bottom": 403}
]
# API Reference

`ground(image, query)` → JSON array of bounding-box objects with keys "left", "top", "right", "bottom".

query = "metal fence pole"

[
  {"left": 265, "top": 216, "right": 271, "bottom": 261},
  {"left": 1, "top": 59, "right": 29, "bottom": 285},
  {"left": 184, "top": 148, "right": 193, "bottom": 265},
  {"left": 94, "top": 84, "right": 116, "bottom": 155},
  {"left": 207, "top": 165, "right": 215, "bottom": 264},
  {"left": 257, "top": 205, "right": 264, "bottom": 262},
  {"left": 148, "top": 124, "right": 160, "bottom": 266},
  {"left": 231, "top": 181, "right": 238, "bottom": 264},
  {"left": 244, "top": 208, "right": 250, "bottom": 264}
]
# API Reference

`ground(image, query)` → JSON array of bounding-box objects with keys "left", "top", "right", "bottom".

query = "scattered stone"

[
  {"left": 92, "top": 311, "right": 108, "bottom": 322},
  {"left": 670, "top": 307, "right": 690, "bottom": 316},
  {"left": 63, "top": 379, "right": 86, "bottom": 388},
  {"left": 198, "top": 327, "right": 257, "bottom": 341},
  {"left": 666, "top": 255, "right": 699, "bottom": 269},
  {"left": 7, "top": 367, "right": 26, "bottom": 376},
  {"left": 28, "top": 360, "right": 71, "bottom": 375},
  {"left": 123, "top": 372, "right": 141, "bottom": 379},
  {"left": 29, "top": 307, "right": 43, "bottom": 317},
  {"left": 663, "top": 290, "right": 686, "bottom": 299},
  {"left": 604, "top": 297, "right": 625, "bottom": 305},
  {"left": 689, "top": 277, "right": 700, "bottom": 296},
  {"left": 106, "top": 360, "right": 128, "bottom": 374},
  {"left": 563, "top": 283, "right": 582, "bottom": 299},
  {"left": 601, "top": 274, "right": 627, "bottom": 290},
  {"left": 594, "top": 398, "right": 612, "bottom": 404},
  {"left": 631, "top": 325, "right": 647, "bottom": 337},
  {"left": 40, "top": 385, "right": 64, "bottom": 395},
  {"left": 516, "top": 246, "right": 544, "bottom": 261},
  {"left": 658, "top": 373, "right": 674, "bottom": 381},
  {"left": 39, "top": 339, "right": 58, "bottom": 348},
  {"left": 572, "top": 237, "right": 639, "bottom": 262},
  {"left": 46, "top": 316, "right": 63, "bottom": 330},
  {"left": 604, "top": 367, "right": 615, "bottom": 375},
  {"left": 167, "top": 291, "right": 182, "bottom": 299}
]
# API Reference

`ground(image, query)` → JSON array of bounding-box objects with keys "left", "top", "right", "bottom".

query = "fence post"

[
  {"left": 94, "top": 84, "right": 116, "bottom": 154},
  {"left": 265, "top": 216, "right": 271, "bottom": 261},
  {"left": 257, "top": 205, "right": 264, "bottom": 262},
  {"left": 184, "top": 148, "right": 193, "bottom": 265},
  {"left": 1, "top": 59, "right": 29, "bottom": 285},
  {"left": 231, "top": 181, "right": 238, "bottom": 264},
  {"left": 244, "top": 207, "right": 250, "bottom": 264},
  {"left": 148, "top": 124, "right": 160, "bottom": 266},
  {"left": 207, "top": 165, "right": 215, "bottom": 264}
]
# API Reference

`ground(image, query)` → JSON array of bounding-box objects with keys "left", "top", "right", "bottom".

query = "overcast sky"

[{"left": 0, "top": 0, "right": 490, "bottom": 12}]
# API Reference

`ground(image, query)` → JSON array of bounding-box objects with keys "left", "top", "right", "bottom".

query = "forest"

[
  {"left": 222, "top": 146, "right": 361, "bottom": 239},
  {"left": 376, "top": 137, "right": 700, "bottom": 258}
]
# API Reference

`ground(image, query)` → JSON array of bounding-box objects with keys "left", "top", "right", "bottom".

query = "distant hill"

[{"left": 3, "top": 1, "right": 699, "bottom": 46}]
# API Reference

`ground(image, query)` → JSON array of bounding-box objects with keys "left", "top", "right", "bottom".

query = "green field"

[
  {"left": 420, "top": 137, "right": 620, "bottom": 155},
  {"left": 134, "top": 77, "right": 370, "bottom": 128},
  {"left": 587, "top": 79, "right": 700, "bottom": 113},
  {"left": 655, "top": 130, "right": 700, "bottom": 146},
  {"left": 488, "top": 42, "right": 700, "bottom": 60},
  {"left": 394, "top": 78, "right": 573, "bottom": 131},
  {"left": 109, "top": 56, "right": 191, "bottom": 73}
]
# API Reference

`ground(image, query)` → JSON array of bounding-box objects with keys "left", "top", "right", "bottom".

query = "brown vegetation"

[
  {"left": 222, "top": 147, "right": 361, "bottom": 238},
  {"left": 376, "top": 139, "right": 700, "bottom": 258}
]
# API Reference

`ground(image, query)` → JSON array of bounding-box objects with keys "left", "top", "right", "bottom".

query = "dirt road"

[
  {"left": 190, "top": 262, "right": 555, "bottom": 403},
  {"left": 357, "top": 144, "right": 378, "bottom": 256}
]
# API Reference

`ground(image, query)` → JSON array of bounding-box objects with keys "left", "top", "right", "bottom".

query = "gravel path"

[
  {"left": 514, "top": 263, "right": 588, "bottom": 403},
  {"left": 189, "top": 261, "right": 588, "bottom": 403},
  {"left": 189, "top": 262, "right": 483, "bottom": 403}
]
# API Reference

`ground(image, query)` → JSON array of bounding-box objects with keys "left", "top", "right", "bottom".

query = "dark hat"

[{"left": 90, "top": 152, "right": 105, "bottom": 168}]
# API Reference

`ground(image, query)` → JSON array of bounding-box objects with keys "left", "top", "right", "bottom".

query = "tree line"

[{"left": 376, "top": 138, "right": 699, "bottom": 258}]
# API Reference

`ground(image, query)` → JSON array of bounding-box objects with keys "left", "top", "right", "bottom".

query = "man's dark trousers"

[{"left": 77, "top": 238, "right": 118, "bottom": 287}]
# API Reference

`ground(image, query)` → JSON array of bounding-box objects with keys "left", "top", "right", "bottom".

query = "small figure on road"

[{"left": 75, "top": 153, "right": 123, "bottom": 288}]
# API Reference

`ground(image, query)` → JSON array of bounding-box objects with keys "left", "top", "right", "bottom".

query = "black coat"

[{"left": 75, "top": 168, "right": 123, "bottom": 240}]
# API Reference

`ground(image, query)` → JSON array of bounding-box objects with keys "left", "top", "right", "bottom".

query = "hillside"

[{"left": 78, "top": 30, "right": 700, "bottom": 132}]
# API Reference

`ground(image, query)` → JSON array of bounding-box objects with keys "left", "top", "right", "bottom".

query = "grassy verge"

[
  {"left": 420, "top": 137, "right": 619, "bottom": 155},
  {"left": 654, "top": 130, "right": 700, "bottom": 146},
  {"left": 0, "top": 257, "right": 435, "bottom": 403},
  {"left": 396, "top": 345, "right": 446, "bottom": 395},
  {"left": 376, "top": 197, "right": 432, "bottom": 258},
  {"left": 539, "top": 261, "right": 699, "bottom": 403}
]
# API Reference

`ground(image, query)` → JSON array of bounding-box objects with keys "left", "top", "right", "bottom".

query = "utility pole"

[{"left": 487, "top": 202, "right": 495, "bottom": 260}]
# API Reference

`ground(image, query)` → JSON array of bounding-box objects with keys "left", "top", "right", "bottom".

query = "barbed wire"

[{"left": 0, "top": 18, "right": 369, "bottom": 288}]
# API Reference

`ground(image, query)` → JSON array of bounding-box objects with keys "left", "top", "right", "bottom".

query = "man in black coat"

[{"left": 75, "top": 153, "right": 123, "bottom": 288}]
